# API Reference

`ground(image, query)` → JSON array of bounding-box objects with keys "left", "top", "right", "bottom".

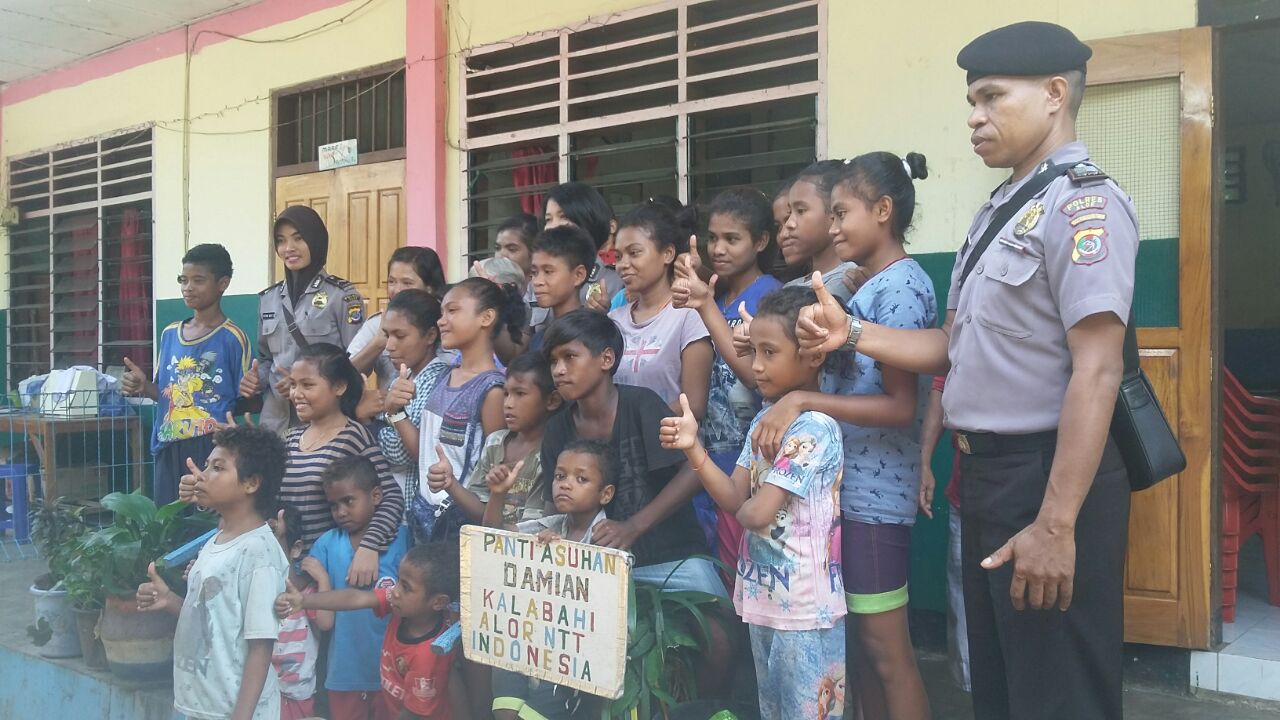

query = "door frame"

[{"left": 1088, "top": 27, "right": 1219, "bottom": 650}]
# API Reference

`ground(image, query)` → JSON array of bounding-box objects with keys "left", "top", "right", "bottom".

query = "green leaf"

[
  {"left": 661, "top": 594, "right": 713, "bottom": 647},
  {"left": 100, "top": 491, "right": 158, "bottom": 526},
  {"left": 626, "top": 578, "right": 637, "bottom": 636},
  {"left": 155, "top": 500, "right": 187, "bottom": 524}
]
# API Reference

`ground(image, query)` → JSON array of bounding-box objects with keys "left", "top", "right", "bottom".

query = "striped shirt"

[
  {"left": 272, "top": 585, "right": 319, "bottom": 701},
  {"left": 281, "top": 419, "right": 404, "bottom": 551}
]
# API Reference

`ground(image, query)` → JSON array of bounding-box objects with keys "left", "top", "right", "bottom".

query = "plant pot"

[
  {"left": 101, "top": 593, "right": 176, "bottom": 680},
  {"left": 73, "top": 606, "right": 108, "bottom": 670},
  {"left": 29, "top": 578, "right": 81, "bottom": 659}
]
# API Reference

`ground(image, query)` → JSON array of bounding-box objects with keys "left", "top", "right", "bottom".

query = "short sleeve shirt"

[
  {"left": 173, "top": 523, "right": 288, "bottom": 720},
  {"left": 608, "top": 303, "right": 711, "bottom": 406},
  {"left": 517, "top": 509, "right": 608, "bottom": 543},
  {"left": 272, "top": 585, "right": 320, "bottom": 701},
  {"left": 310, "top": 526, "right": 409, "bottom": 692},
  {"left": 822, "top": 258, "right": 937, "bottom": 525},
  {"left": 152, "top": 319, "right": 251, "bottom": 453},
  {"left": 465, "top": 429, "right": 546, "bottom": 527},
  {"left": 944, "top": 142, "right": 1138, "bottom": 434},
  {"left": 539, "top": 384, "right": 706, "bottom": 566},
  {"left": 374, "top": 589, "right": 455, "bottom": 720},
  {"left": 701, "top": 275, "right": 782, "bottom": 458},
  {"left": 734, "top": 410, "right": 845, "bottom": 631}
]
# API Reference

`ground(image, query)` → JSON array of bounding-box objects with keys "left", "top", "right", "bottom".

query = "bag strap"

[
  {"left": 958, "top": 162, "right": 1072, "bottom": 289},
  {"left": 279, "top": 300, "right": 311, "bottom": 350},
  {"left": 1122, "top": 313, "right": 1140, "bottom": 378}
]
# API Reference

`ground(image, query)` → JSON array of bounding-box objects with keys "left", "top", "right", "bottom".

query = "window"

[
  {"left": 275, "top": 66, "right": 406, "bottom": 174},
  {"left": 5, "top": 128, "right": 154, "bottom": 387},
  {"left": 461, "top": 0, "right": 821, "bottom": 257}
]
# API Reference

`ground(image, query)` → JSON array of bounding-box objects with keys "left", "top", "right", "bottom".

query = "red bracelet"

[{"left": 691, "top": 448, "right": 709, "bottom": 471}]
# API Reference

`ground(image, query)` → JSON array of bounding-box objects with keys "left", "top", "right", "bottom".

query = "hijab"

[{"left": 273, "top": 205, "right": 330, "bottom": 306}]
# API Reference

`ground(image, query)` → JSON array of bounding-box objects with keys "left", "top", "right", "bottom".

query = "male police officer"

[{"left": 795, "top": 22, "right": 1137, "bottom": 719}]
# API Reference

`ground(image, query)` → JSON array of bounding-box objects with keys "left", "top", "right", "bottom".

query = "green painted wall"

[{"left": 154, "top": 293, "right": 261, "bottom": 357}]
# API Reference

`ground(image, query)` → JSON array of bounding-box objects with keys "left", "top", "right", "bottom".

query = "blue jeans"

[{"left": 631, "top": 556, "right": 728, "bottom": 598}]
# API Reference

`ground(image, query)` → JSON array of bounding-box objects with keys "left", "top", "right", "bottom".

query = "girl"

[
  {"left": 348, "top": 246, "right": 446, "bottom": 388},
  {"left": 752, "top": 152, "right": 936, "bottom": 720},
  {"left": 543, "top": 182, "right": 623, "bottom": 310},
  {"left": 243, "top": 206, "right": 368, "bottom": 435},
  {"left": 671, "top": 187, "right": 781, "bottom": 568},
  {"left": 607, "top": 202, "right": 714, "bottom": 417},
  {"left": 770, "top": 176, "right": 808, "bottom": 284},
  {"left": 412, "top": 277, "right": 524, "bottom": 541},
  {"left": 782, "top": 160, "right": 859, "bottom": 304},
  {"left": 279, "top": 342, "right": 404, "bottom": 587}
]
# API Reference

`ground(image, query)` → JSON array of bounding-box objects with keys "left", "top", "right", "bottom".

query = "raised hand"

[
  {"left": 177, "top": 456, "right": 204, "bottom": 503},
  {"left": 534, "top": 528, "right": 561, "bottom": 545},
  {"left": 275, "top": 578, "right": 304, "bottom": 618},
  {"left": 485, "top": 459, "right": 525, "bottom": 497},
  {"left": 796, "top": 271, "right": 852, "bottom": 353},
  {"left": 732, "top": 303, "right": 755, "bottom": 358},
  {"left": 584, "top": 282, "right": 611, "bottom": 313},
  {"left": 471, "top": 259, "right": 493, "bottom": 281},
  {"left": 384, "top": 364, "right": 416, "bottom": 415},
  {"left": 672, "top": 254, "right": 715, "bottom": 311},
  {"left": 137, "top": 562, "right": 178, "bottom": 613},
  {"left": 300, "top": 556, "right": 331, "bottom": 588},
  {"left": 121, "top": 357, "right": 146, "bottom": 396},
  {"left": 240, "top": 359, "right": 262, "bottom": 398},
  {"left": 272, "top": 364, "right": 293, "bottom": 397},
  {"left": 659, "top": 393, "right": 701, "bottom": 451},
  {"left": 215, "top": 411, "right": 257, "bottom": 431},
  {"left": 355, "top": 382, "right": 384, "bottom": 422},
  {"left": 426, "top": 444, "right": 456, "bottom": 494}
]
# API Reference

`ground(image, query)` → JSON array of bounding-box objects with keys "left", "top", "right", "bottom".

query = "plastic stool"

[{"left": 0, "top": 464, "right": 38, "bottom": 545}]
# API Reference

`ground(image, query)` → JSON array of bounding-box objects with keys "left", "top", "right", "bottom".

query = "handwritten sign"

[
  {"left": 318, "top": 138, "right": 358, "bottom": 170},
  {"left": 459, "top": 525, "right": 631, "bottom": 699}
]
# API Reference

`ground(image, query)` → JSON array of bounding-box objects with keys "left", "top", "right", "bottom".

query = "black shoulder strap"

[
  {"left": 958, "top": 162, "right": 1072, "bottom": 289},
  {"left": 279, "top": 300, "right": 310, "bottom": 350}
]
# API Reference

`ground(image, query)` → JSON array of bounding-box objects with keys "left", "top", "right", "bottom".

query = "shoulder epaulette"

[
  {"left": 259, "top": 281, "right": 284, "bottom": 296},
  {"left": 1067, "top": 162, "right": 1109, "bottom": 186},
  {"left": 322, "top": 273, "right": 356, "bottom": 290}
]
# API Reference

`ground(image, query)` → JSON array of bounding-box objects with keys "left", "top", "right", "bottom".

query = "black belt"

[{"left": 954, "top": 430, "right": 1057, "bottom": 456}]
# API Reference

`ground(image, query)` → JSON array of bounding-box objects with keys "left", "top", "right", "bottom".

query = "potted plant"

[
  {"left": 81, "top": 491, "right": 216, "bottom": 679},
  {"left": 27, "top": 497, "right": 89, "bottom": 659},
  {"left": 63, "top": 536, "right": 109, "bottom": 669}
]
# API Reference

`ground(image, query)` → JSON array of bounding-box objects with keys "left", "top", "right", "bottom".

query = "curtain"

[
  {"left": 116, "top": 207, "right": 150, "bottom": 375},
  {"left": 511, "top": 144, "right": 557, "bottom": 216}
]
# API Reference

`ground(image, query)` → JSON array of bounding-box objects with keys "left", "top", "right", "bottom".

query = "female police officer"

[
  {"left": 794, "top": 22, "right": 1137, "bottom": 720},
  {"left": 240, "top": 205, "right": 367, "bottom": 434}
]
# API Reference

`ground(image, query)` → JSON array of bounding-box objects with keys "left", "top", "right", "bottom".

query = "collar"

[
  {"left": 279, "top": 268, "right": 329, "bottom": 297},
  {"left": 991, "top": 141, "right": 1089, "bottom": 203}
]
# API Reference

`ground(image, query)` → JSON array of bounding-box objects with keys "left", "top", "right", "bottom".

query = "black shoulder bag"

[{"left": 958, "top": 164, "right": 1185, "bottom": 492}]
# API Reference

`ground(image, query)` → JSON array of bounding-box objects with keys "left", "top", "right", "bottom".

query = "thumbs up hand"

[
  {"left": 137, "top": 562, "right": 178, "bottom": 613},
  {"left": 177, "top": 456, "right": 205, "bottom": 503},
  {"left": 275, "top": 578, "right": 304, "bottom": 619},
  {"left": 240, "top": 359, "right": 262, "bottom": 398},
  {"left": 659, "top": 393, "right": 701, "bottom": 451},
  {"left": 272, "top": 364, "right": 293, "bottom": 397},
  {"left": 485, "top": 459, "right": 525, "bottom": 497},
  {"left": 796, "top": 271, "right": 852, "bottom": 354},
  {"left": 121, "top": 357, "right": 147, "bottom": 397},
  {"left": 732, "top": 303, "right": 755, "bottom": 358},
  {"left": 426, "top": 444, "right": 456, "bottom": 494},
  {"left": 672, "top": 254, "right": 714, "bottom": 311},
  {"left": 384, "top": 364, "right": 416, "bottom": 414}
]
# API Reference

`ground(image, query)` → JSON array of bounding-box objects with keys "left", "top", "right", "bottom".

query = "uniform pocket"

[
  {"left": 976, "top": 248, "right": 1041, "bottom": 339},
  {"left": 987, "top": 249, "right": 1040, "bottom": 288},
  {"left": 299, "top": 311, "right": 337, "bottom": 340},
  {"left": 260, "top": 315, "right": 283, "bottom": 354}
]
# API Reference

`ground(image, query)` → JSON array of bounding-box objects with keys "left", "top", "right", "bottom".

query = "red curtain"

[
  {"left": 116, "top": 207, "right": 150, "bottom": 375},
  {"left": 68, "top": 218, "right": 99, "bottom": 366},
  {"left": 511, "top": 145, "right": 557, "bottom": 216}
]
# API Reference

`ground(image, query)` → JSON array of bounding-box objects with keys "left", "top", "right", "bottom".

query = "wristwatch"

[
  {"left": 841, "top": 313, "right": 864, "bottom": 353},
  {"left": 385, "top": 410, "right": 408, "bottom": 424}
]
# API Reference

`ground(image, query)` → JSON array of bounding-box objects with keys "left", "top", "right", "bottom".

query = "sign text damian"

[{"left": 459, "top": 525, "right": 631, "bottom": 699}]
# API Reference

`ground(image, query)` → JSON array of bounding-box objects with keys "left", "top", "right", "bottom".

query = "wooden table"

[{"left": 0, "top": 411, "right": 146, "bottom": 501}]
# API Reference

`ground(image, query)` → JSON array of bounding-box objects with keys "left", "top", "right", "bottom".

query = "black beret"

[{"left": 957, "top": 21, "right": 1092, "bottom": 85}]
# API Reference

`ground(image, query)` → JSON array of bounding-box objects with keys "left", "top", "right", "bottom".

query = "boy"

[
  {"left": 527, "top": 226, "right": 596, "bottom": 351},
  {"left": 136, "top": 425, "right": 289, "bottom": 720},
  {"left": 122, "top": 243, "right": 251, "bottom": 506},
  {"left": 426, "top": 352, "right": 560, "bottom": 527},
  {"left": 311, "top": 455, "right": 411, "bottom": 720},
  {"left": 270, "top": 503, "right": 334, "bottom": 720},
  {"left": 487, "top": 440, "right": 616, "bottom": 720},
  {"left": 659, "top": 286, "right": 846, "bottom": 720},
  {"left": 276, "top": 542, "right": 465, "bottom": 720}
]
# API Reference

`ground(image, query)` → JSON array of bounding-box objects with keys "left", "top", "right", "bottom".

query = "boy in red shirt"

[{"left": 277, "top": 542, "right": 468, "bottom": 719}]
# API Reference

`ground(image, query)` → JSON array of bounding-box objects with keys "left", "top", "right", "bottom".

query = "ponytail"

[
  {"left": 453, "top": 277, "right": 528, "bottom": 345},
  {"left": 296, "top": 343, "right": 364, "bottom": 420}
]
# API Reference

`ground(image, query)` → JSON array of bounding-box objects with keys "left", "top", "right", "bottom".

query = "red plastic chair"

[{"left": 1221, "top": 370, "right": 1280, "bottom": 622}]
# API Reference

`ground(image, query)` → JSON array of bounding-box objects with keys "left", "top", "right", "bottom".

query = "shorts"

[
  {"left": 749, "top": 619, "right": 847, "bottom": 720},
  {"left": 327, "top": 689, "right": 392, "bottom": 720},
  {"left": 154, "top": 434, "right": 217, "bottom": 507},
  {"left": 631, "top": 556, "right": 729, "bottom": 599},
  {"left": 492, "top": 668, "right": 597, "bottom": 719},
  {"left": 280, "top": 695, "right": 315, "bottom": 720},
  {"left": 840, "top": 518, "right": 911, "bottom": 614}
]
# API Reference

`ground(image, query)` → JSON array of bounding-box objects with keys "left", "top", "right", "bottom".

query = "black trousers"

[{"left": 959, "top": 439, "right": 1130, "bottom": 720}]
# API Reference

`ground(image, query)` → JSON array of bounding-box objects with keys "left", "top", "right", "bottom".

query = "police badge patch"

[
  {"left": 1072, "top": 227, "right": 1107, "bottom": 265},
  {"left": 1060, "top": 195, "right": 1107, "bottom": 216},
  {"left": 1013, "top": 202, "right": 1044, "bottom": 236},
  {"left": 312, "top": 291, "right": 328, "bottom": 309},
  {"left": 347, "top": 302, "right": 364, "bottom": 324}
]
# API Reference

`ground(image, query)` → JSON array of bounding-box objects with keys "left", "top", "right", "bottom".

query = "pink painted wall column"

[{"left": 405, "top": 0, "right": 449, "bottom": 271}]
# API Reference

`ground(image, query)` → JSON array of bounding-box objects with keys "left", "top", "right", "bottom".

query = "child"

[
  {"left": 494, "top": 213, "right": 539, "bottom": 288},
  {"left": 426, "top": 352, "right": 560, "bottom": 527},
  {"left": 543, "top": 182, "right": 623, "bottom": 308},
  {"left": 673, "top": 189, "right": 784, "bottom": 560},
  {"left": 413, "top": 278, "right": 522, "bottom": 541},
  {"left": 782, "top": 160, "right": 858, "bottom": 304},
  {"left": 121, "top": 243, "right": 251, "bottom": 506},
  {"left": 769, "top": 177, "right": 808, "bottom": 284},
  {"left": 350, "top": 246, "right": 447, "bottom": 387},
  {"left": 754, "top": 152, "right": 936, "bottom": 719},
  {"left": 270, "top": 503, "right": 334, "bottom": 720},
  {"left": 607, "top": 202, "right": 713, "bottom": 416},
  {"left": 528, "top": 225, "right": 597, "bottom": 351},
  {"left": 658, "top": 286, "right": 846, "bottom": 720},
  {"left": 310, "top": 454, "right": 410, "bottom": 720},
  {"left": 136, "top": 425, "right": 289, "bottom": 720},
  {"left": 487, "top": 440, "right": 616, "bottom": 720},
  {"left": 276, "top": 542, "right": 465, "bottom": 720}
]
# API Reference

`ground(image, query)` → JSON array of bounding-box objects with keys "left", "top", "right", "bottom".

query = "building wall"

[{"left": 1222, "top": 121, "right": 1280, "bottom": 330}]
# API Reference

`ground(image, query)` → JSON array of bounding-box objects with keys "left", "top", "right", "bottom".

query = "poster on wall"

[
  {"left": 459, "top": 525, "right": 631, "bottom": 699},
  {"left": 318, "top": 138, "right": 358, "bottom": 170}
]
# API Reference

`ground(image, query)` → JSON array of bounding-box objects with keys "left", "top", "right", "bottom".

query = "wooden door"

[
  {"left": 273, "top": 159, "right": 407, "bottom": 313},
  {"left": 1078, "top": 29, "right": 1216, "bottom": 649}
]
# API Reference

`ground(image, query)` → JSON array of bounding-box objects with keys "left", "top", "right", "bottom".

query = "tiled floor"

[{"left": 1191, "top": 536, "right": 1280, "bottom": 701}]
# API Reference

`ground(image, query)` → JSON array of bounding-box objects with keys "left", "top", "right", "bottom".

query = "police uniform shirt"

[
  {"left": 943, "top": 141, "right": 1138, "bottom": 434},
  {"left": 257, "top": 270, "right": 367, "bottom": 434}
]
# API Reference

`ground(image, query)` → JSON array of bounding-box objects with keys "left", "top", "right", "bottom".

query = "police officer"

[
  {"left": 794, "top": 22, "right": 1137, "bottom": 720},
  {"left": 240, "top": 205, "right": 367, "bottom": 435}
]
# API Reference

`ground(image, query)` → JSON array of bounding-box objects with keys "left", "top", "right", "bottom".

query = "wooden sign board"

[{"left": 459, "top": 525, "right": 631, "bottom": 699}]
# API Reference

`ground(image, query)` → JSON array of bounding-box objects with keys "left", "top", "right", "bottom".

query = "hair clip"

[{"left": 902, "top": 158, "right": 913, "bottom": 177}]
